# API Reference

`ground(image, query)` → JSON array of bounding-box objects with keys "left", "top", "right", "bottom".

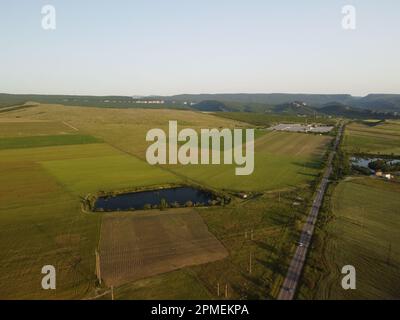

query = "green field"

[
  {"left": 2, "top": 104, "right": 331, "bottom": 192},
  {"left": 0, "top": 104, "right": 329, "bottom": 299},
  {"left": 114, "top": 270, "right": 213, "bottom": 300},
  {"left": 343, "top": 120, "right": 400, "bottom": 155},
  {"left": 0, "top": 134, "right": 102, "bottom": 150},
  {"left": 0, "top": 159, "right": 99, "bottom": 299},
  {"left": 0, "top": 133, "right": 181, "bottom": 298},
  {"left": 170, "top": 131, "right": 331, "bottom": 191},
  {"left": 0, "top": 142, "right": 181, "bottom": 299},
  {"left": 299, "top": 177, "right": 400, "bottom": 299}
]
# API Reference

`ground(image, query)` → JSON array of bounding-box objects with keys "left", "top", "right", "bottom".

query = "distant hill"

[
  {"left": 352, "top": 94, "right": 400, "bottom": 113},
  {"left": 192, "top": 100, "right": 230, "bottom": 112},
  {"left": 1, "top": 92, "right": 400, "bottom": 118},
  {"left": 165, "top": 93, "right": 400, "bottom": 113},
  {"left": 0, "top": 93, "right": 27, "bottom": 108},
  {"left": 270, "top": 101, "right": 316, "bottom": 115},
  {"left": 318, "top": 102, "right": 399, "bottom": 119},
  {"left": 0, "top": 93, "right": 187, "bottom": 110},
  {"left": 166, "top": 93, "right": 355, "bottom": 106}
]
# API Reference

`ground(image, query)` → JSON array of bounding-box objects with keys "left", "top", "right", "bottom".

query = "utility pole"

[
  {"left": 387, "top": 243, "right": 392, "bottom": 266},
  {"left": 361, "top": 206, "right": 365, "bottom": 229},
  {"left": 249, "top": 252, "right": 253, "bottom": 275},
  {"left": 224, "top": 284, "right": 228, "bottom": 299},
  {"left": 95, "top": 249, "right": 101, "bottom": 285}
]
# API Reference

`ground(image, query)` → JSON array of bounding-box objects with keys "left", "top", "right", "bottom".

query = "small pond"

[
  {"left": 351, "top": 157, "right": 400, "bottom": 171},
  {"left": 94, "top": 187, "right": 216, "bottom": 211}
]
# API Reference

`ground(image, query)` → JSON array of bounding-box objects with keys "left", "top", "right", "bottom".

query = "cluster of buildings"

[
  {"left": 101, "top": 99, "right": 196, "bottom": 105},
  {"left": 134, "top": 100, "right": 165, "bottom": 104},
  {"left": 375, "top": 171, "right": 395, "bottom": 180},
  {"left": 269, "top": 123, "right": 334, "bottom": 133},
  {"left": 103, "top": 99, "right": 165, "bottom": 104}
]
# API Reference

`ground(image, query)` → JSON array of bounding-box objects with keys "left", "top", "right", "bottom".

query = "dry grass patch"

[
  {"left": 0, "top": 120, "right": 76, "bottom": 137},
  {"left": 2, "top": 104, "right": 248, "bottom": 159},
  {"left": 99, "top": 208, "right": 228, "bottom": 287}
]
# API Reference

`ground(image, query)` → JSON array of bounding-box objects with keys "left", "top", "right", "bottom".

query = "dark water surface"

[
  {"left": 94, "top": 187, "right": 214, "bottom": 211},
  {"left": 351, "top": 157, "right": 400, "bottom": 170}
]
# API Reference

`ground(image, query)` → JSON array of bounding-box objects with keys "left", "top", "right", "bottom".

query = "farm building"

[
  {"left": 375, "top": 171, "right": 394, "bottom": 180},
  {"left": 269, "top": 123, "right": 334, "bottom": 133},
  {"left": 375, "top": 171, "right": 383, "bottom": 177},
  {"left": 384, "top": 174, "right": 394, "bottom": 180}
]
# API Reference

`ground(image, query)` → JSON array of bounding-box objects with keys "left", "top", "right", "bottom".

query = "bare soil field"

[{"left": 99, "top": 208, "right": 228, "bottom": 287}]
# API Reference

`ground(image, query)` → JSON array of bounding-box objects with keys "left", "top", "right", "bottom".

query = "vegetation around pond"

[
  {"left": 368, "top": 159, "right": 400, "bottom": 173},
  {"left": 83, "top": 184, "right": 231, "bottom": 213}
]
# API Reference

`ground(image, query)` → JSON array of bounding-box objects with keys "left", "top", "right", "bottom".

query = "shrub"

[
  {"left": 160, "top": 198, "right": 168, "bottom": 211},
  {"left": 171, "top": 201, "right": 180, "bottom": 208},
  {"left": 185, "top": 201, "right": 193, "bottom": 207}
]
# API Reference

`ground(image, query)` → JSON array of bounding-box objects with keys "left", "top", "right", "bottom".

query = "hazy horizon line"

[{"left": 2, "top": 91, "right": 400, "bottom": 98}]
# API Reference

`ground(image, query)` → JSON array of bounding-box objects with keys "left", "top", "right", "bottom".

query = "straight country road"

[{"left": 278, "top": 124, "right": 344, "bottom": 300}]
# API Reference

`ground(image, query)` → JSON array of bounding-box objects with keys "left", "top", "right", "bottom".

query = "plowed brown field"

[{"left": 99, "top": 208, "right": 228, "bottom": 287}]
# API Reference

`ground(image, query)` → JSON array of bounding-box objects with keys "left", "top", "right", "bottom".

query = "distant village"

[
  {"left": 269, "top": 123, "right": 334, "bottom": 133},
  {"left": 103, "top": 99, "right": 166, "bottom": 104},
  {"left": 375, "top": 171, "right": 395, "bottom": 180},
  {"left": 100, "top": 99, "right": 199, "bottom": 106}
]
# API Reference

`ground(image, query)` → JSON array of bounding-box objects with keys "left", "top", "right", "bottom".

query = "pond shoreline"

[
  {"left": 351, "top": 156, "right": 400, "bottom": 174},
  {"left": 82, "top": 184, "right": 230, "bottom": 213}
]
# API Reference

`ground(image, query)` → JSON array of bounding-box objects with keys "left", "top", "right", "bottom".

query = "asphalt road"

[{"left": 278, "top": 125, "right": 343, "bottom": 300}]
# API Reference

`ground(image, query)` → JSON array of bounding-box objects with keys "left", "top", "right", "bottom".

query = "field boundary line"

[
  {"left": 83, "top": 290, "right": 111, "bottom": 300},
  {"left": 62, "top": 121, "right": 79, "bottom": 131}
]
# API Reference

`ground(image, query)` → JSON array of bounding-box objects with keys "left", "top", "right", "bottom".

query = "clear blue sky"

[{"left": 0, "top": 0, "right": 399, "bottom": 96}]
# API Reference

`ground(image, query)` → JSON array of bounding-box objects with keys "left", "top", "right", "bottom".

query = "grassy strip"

[{"left": 0, "top": 134, "right": 103, "bottom": 150}]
